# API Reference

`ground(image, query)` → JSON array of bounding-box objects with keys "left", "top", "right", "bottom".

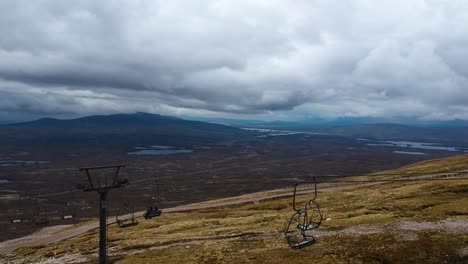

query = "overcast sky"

[{"left": 1, "top": 0, "right": 468, "bottom": 122}]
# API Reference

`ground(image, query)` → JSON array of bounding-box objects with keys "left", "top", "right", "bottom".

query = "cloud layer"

[{"left": 1, "top": 0, "right": 468, "bottom": 121}]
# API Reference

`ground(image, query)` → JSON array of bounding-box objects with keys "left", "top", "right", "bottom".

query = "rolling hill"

[
  {"left": 2, "top": 154, "right": 467, "bottom": 263},
  {"left": 0, "top": 112, "right": 252, "bottom": 148},
  {"left": 4, "top": 112, "right": 247, "bottom": 137}
]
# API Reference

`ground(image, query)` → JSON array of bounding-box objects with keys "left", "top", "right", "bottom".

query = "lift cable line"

[
  {"left": 24, "top": 170, "right": 468, "bottom": 199},
  {"left": 1, "top": 165, "right": 467, "bottom": 253},
  {"left": 3, "top": 176, "right": 466, "bottom": 226},
  {"left": 16, "top": 150, "right": 468, "bottom": 199},
  {"left": 30, "top": 173, "right": 468, "bottom": 200},
  {"left": 1, "top": 174, "right": 467, "bottom": 220},
  {"left": 35, "top": 189, "right": 81, "bottom": 198},
  {"left": 36, "top": 153, "right": 468, "bottom": 182},
  {"left": 2, "top": 156, "right": 467, "bottom": 222},
  {"left": 129, "top": 165, "right": 467, "bottom": 185}
]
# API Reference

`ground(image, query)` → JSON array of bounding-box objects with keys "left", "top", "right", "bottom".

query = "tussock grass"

[{"left": 118, "top": 231, "right": 468, "bottom": 264}]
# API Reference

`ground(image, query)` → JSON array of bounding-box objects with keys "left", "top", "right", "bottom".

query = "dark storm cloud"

[{"left": 1, "top": 0, "right": 468, "bottom": 121}]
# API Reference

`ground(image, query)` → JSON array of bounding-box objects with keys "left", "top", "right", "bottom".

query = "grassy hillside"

[
  {"left": 379, "top": 153, "right": 468, "bottom": 175},
  {"left": 4, "top": 155, "right": 468, "bottom": 263}
]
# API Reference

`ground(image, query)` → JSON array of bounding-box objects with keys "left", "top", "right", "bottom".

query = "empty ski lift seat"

[{"left": 116, "top": 203, "right": 139, "bottom": 228}]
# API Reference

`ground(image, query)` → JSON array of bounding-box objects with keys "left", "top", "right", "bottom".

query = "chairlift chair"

[
  {"left": 285, "top": 178, "right": 322, "bottom": 249},
  {"left": 144, "top": 178, "right": 163, "bottom": 220},
  {"left": 61, "top": 202, "right": 77, "bottom": 220},
  {"left": 144, "top": 196, "right": 162, "bottom": 220},
  {"left": 9, "top": 210, "right": 25, "bottom": 224},
  {"left": 292, "top": 180, "right": 318, "bottom": 212},
  {"left": 285, "top": 211, "right": 315, "bottom": 249},
  {"left": 9, "top": 197, "right": 27, "bottom": 224},
  {"left": 302, "top": 200, "right": 323, "bottom": 230},
  {"left": 116, "top": 202, "right": 138, "bottom": 228}
]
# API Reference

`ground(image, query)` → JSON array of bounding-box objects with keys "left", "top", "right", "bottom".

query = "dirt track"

[{"left": 0, "top": 181, "right": 383, "bottom": 255}]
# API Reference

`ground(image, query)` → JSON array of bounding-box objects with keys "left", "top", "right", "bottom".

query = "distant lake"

[
  {"left": 128, "top": 146, "right": 193, "bottom": 155},
  {"left": 362, "top": 140, "right": 468, "bottom": 153},
  {"left": 150, "top": 145, "right": 175, "bottom": 149},
  {"left": 243, "top": 128, "right": 327, "bottom": 137},
  {"left": 0, "top": 160, "right": 49, "bottom": 167},
  {"left": 393, "top": 151, "right": 426, "bottom": 155}
]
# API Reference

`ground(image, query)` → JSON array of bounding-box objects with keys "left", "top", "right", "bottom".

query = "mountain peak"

[{"left": 3, "top": 112, "right": 249, "bottom": 139}]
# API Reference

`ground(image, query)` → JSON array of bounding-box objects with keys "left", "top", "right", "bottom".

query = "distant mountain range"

[
  {"left": 185, "top": 116, "right": 468, "bottom": 128},
  {"left": 183, "top": 115, "right": 468, "bottom": 143},
  {"left": 8, "top": 112, "right": 241, "bottom": 134},
  {"left": 2, "top": 113, "right": 467, "bottom": 147},
  {"left": 0, "top": 113, "right": 251, "bottom": 147}
]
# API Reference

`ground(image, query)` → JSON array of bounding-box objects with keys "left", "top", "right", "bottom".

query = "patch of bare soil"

[
  {"left": 457, "top": 247, "right": 468, "bottom": 258},
  {"left": 314, "top": 219, "right": 468, "bottom": 238},
  {"left": 6, "top": 253, "right": 90, "bottom": 264},
  {"left": 7, "top": 220, "right": 468, "bottom": 264},
  {"left": 0, "top": 225, "right": 73, "bottom": 250}
]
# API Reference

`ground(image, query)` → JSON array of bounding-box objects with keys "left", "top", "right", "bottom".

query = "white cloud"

[{"left": 1, "top": 0, "right": 468, "bottom": 121}]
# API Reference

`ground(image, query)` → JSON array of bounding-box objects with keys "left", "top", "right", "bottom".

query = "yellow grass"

[{"left": 4, "top": 154, "right": 468, "bottom": 263}]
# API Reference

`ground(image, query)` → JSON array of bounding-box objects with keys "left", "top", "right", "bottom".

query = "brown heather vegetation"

[{"left": 3, "top": 154, "right": 468, "bottom": 263}]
